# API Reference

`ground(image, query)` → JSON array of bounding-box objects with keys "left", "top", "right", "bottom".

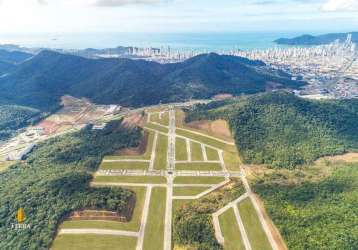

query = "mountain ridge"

[
  {"left": 274, "top": 32, "right": 358, "bottom": 45},
  {"left": 0, "top": 50, "right": 304, "bottom": 111}
]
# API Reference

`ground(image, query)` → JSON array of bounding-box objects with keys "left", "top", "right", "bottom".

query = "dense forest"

[
  {"left": 0, "top": 50, "right": 303, "bottom": 111},
  {"left": 253, "top": 163, "right": 358, "bottom": 249},
  {"left": 0, "top": 105, "right": 43, "bottom": 141},
  {"left": 174, "top": 180, "right": 245, "bottom": 250},
  {"left": 0, "top": 120, "right": 142, "bottom": 249},
  {"left": 186, "top": 92, "right": 358, "bottom": 168}
]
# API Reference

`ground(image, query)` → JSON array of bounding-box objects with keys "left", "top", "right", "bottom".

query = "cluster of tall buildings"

[{"left": 232, "top": 34, "right": 358, "bottom": 99}]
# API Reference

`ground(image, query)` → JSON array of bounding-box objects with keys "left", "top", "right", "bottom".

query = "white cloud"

[
  {"left": 93, "top": 0, "right": 166, "bottom": 7},
  {"left": 322, "top": 0, "right": 358, "bottom": 11}
]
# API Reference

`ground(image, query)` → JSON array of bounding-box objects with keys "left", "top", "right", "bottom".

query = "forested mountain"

[
  {"left": 274, "top": 32, "right": 358, "bottom": 45},
  {"left": 185, "top": 92, "right": 358, "bottom": 168},
  {"left": 0, "top": 105, "right": 43, "bottom": 141},
  {"left": 0, "top": 61, "right": 16, "bottom": 75},
  {"left": 0, "top": 50, "right": 304, "bottom": 111},
  {"left": 0, "top": 49, "right": 33, "bottom": 64}
]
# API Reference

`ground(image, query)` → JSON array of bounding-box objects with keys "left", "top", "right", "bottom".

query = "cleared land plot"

[
  {"left": 206, "top": 147, "right": 220, "bottom": 161},
  {"left": 173, "top": 187, "right": 209, "bottom": 196},
  {"left": 94, "top": 176, "right": 167, "bottom": 184},
  {"left": 103, "top": 131, "right": 154, "bottom": 160},
  {"left": 176, "top": 128, "right": 228, "bottom": 150},
  {"left": 238, "top": 198, "right": 272, "bottom": 250},
  {"left": 174, "top": 176, "right": 225, "bottom": 185},
  {"left": 154, "top": 134, "right": 168, "bottom": 170},
  {"left": 175, "top": 162, "right": 222, "bottom": 171},
  {"left": 191, "top": 141, "right": 204, "bottom": 161},
  {"left": 223, "top": 149, "right": 241, "bottom": 171},
  {"left": 143, "top": 187, "right": 166, "bottom": 250},
  {"left": 0, "top": 161, "right": 12, "bottom": 172},
  {"left": 150, "top": 113, "right": 160, "bottom": 123},
  {"left": 219, "top": 208, "right": 245, "bottom": 250},
  {"left": 61, "top": 187, "right": 146, "bottom": 232},
  {"left": 175, "top": 137, "right": 187, "bottom": 161},
  {"left": 161, "top": 112, "right": 169, "bottom": 126},
  {"left": 100, "top": 161, "right": 149, "bottom": 170},
  {"left": 51, "top": 234, "right": 137, "bottom": 250},
  {"left": 145, "top": 123, "right": 169, "bottom": 134}
]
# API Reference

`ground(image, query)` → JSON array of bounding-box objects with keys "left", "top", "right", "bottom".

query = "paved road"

[
  {"left": 58, "top": 229, "right": 139, "bottom": 237},
  {"left": 136, "top": 186, "right": 152, "bottom": 250}
]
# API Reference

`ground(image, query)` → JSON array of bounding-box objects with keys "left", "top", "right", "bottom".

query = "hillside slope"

[
  {"left": 274, "top": 32, "right": 358, "bottom": 45},
  {"left": 186, "top": 92, "right": 358, "bottom": 168},
  {"left": 0, "top": 51, "right": 304, "bottom": 111}
]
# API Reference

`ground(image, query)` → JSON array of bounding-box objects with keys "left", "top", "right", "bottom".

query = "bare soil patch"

[
  {"left": 186, "top": 119, "right": 233, "bottom": 142},
  {"left": 315, "top": 152, "right": 358, "bottom": 164},
  {"left": 122, "top": 113, "right": 145, "bottom": 129},
  {"left": 212, "top": 93, "right": 233, "bottom": 101}
]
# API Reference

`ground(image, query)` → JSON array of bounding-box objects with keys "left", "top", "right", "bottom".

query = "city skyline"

[{"left": 0, "top": 0, "right": 358, "bottom": 34}]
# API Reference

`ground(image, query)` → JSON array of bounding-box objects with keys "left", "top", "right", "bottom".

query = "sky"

[{"left": 0, "top": 0, "right": 357, "bottom": 33}]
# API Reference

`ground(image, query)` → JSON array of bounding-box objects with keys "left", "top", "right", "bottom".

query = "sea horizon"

[{"left": 0, "top": 31, "right": 330, "bottom": 52}]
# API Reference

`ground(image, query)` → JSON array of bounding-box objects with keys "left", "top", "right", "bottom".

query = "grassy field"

[
  {"left": 219, "top": 208, "right": 245, "bottom": 250},
  {"left": 153, "top": 134, "right": 168, "bottom": 170},
  {"left": 145, "top": 123, "right": 169, "bottom": 134},
  {"left": 174, "top": 176, "right": 225, "bottom": 184},
  {"left": 176, "top": 128, "right": 228, "bottom": 150},
  {"left": 238, "top": 198, "right": 272, "bottom": 250},
  {"left": 175, "top": 162, "right": 222, "bottom": 171},
  {"left": 103, "top": 131, "right": 154, "bottom": 160},
  {"left": 173, "top": 187, "right": 209, "bottom": 196},
  {"left": 161, "top": 112, "right": 169, "bottom": 126},
  {"left": 190, "top": 141, "right": 204, "bottom": 161},
  {"left": 94, "top": 176, "right": 167, "bottom": 184},
  {"left": 206, "top": 147, "right": 220, "bottom": 161},
  {"left": 99, "top": 161, "right": 149, "bottom": 170},
  {"left": 223, "top": 147, "right": 241, "bottom": 171},
  {"left": 143, "top": 187, "right": 166, "bottom": 250},
  {"left": 51, "top": 234, "right": 137, "bottom": 250},
  {"left": 0, "top": 161, "right": 12, "bottom": 172},
  {"left": 175, "top": 137, "right": 187, "bottom": 161},
  {"left": 61, "top": 186, "right": 146, "bottom": 232},
  {"left": 150, "top": 113, "right": 160, "bottom": 123}
]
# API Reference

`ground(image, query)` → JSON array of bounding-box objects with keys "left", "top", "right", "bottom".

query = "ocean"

[{"left": 0, "top": 32, "right": 311, "bottom": 52}]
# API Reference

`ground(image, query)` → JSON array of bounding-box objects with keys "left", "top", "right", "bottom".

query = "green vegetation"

[
  {"left": 173, "top": 187, "right": 209, "bottom": 196},
  {"left": 186, "top": 92, "right": 358, "bottom": 168},
  {"left": 61, "top": 186, "right": 146, "bottom": 232},
  {"left": 94, "top": 176, "right": 167, "bottom": 184},
  {"left": 253, "top": 163, "right": 358, "bottom": 250},
  {"left": 154, "top": 134, "right": 168, "bottom": 170},
  {"left": 103, "top": 131, "right": 154, "bottom": 160},
  {"left": 0, "top": 120, "right": 141, "bottom": 249},
  {"left": 218, "top": 208, "right": 245, "bottom": 250},
  {"left": 175, "top": 137, "right": 188, "bottom": 161},
  {"left": 191, "top": 141, "right": 204, "bottom": 161},
  {"left": 0, "top": 161, "right": 13, "bottom": 172},
  {"left": 0, "top": 51, "right": 301, "bottom": 111},
  {"left": 143, "top": 187, "right": 166, "bottom": 250},
  {"left": 52, "top": 234, "right": 137, "bottom": 250},
  {"left": 174, "top": 176, "right": 225, "bottom": 185},
  {"left": 174, "top": 179, "right": 245, "bottom": 250},
  {"left": 161, "top": 112, "right": 169, "bottom": 126},
  {"left": 0, "top": 105, "right": 43, "bottom": 140},
  {"left": 100, "top": 161, "right": 149, "bottom": 170},
  {"left": 238, "top": 199, "right": 272, "bottom": 250},
  {"left": 150, "top": 113, "right": 160, "bottom": 123},
  {"left": 175, "top": 162, "right": 222, "bottom": 171},
  {"left": 206, "top": 147, "right": 220, "bottom": 161}
]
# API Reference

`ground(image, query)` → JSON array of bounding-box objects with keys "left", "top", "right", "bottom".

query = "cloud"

[
  {"left": 37, "top": 0, "right": 47, "bottom": 5},
  {"left": 92, "top": 0, "right": 166, "bottom": 7},
  {"left": 322, "top": 0, "right": 358, "bottom": 11}
]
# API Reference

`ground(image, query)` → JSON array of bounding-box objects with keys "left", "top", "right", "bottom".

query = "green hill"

[
  {"left": 0, "top": 105, "right": 43, "bottom": 141},
  {"left": 0, "top": 51, "right": 304, "bottom": 111},
  {"left": 274, "top": 32, "right": 358, "bottom": 45},
  {"left": 186, "top": 92, "right": 358, "bottom": 168}
]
